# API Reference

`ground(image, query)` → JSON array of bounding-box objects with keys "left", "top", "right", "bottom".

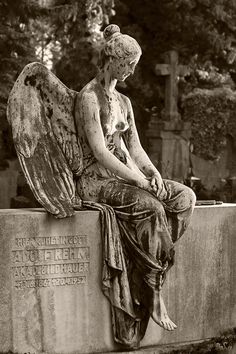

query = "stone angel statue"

[{"left": 7, "top": 24, "right": 196, "bottom": 349}]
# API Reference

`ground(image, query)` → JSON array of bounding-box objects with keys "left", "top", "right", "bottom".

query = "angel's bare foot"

[{"left": 151, "top": 292, "right": 177, "bottom": 331}]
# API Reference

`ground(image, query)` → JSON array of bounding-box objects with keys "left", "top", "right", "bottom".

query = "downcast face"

[{"left": 109, "top": 54, "right": 141, "bottom": 81}]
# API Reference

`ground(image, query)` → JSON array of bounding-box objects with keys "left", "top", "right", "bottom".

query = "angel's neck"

[{"left": 97, "top": 67, "right": 117, "bottom": 94}]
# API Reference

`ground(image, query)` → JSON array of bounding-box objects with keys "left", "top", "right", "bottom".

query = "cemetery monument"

[{"left": 7, "top": 24, "right": 196, "bottom": 350}]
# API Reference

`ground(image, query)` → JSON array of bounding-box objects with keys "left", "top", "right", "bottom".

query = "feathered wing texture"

[{"left": 7, "top": 62, "right": 83, "bottom": 218}]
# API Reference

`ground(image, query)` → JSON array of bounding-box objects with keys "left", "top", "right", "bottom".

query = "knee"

[
  {"left": 170, "top": 185, "right": 196, "bottom": 213},
  {"left": 163, "top": 180, "right": 196, "bottom": 213},
  {"left": 136, "top": 194, "right": 165, "bottom": 215},
  {"left": 150, "top": 198, "right": 166, "bottom": 217},
  {"left": 183, "top": 186, "right": 196, "bottom": 209}
]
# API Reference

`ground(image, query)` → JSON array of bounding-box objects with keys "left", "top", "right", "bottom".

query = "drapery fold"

[{"left": 82, "top": 200, "right": 174, "bottom": 347}]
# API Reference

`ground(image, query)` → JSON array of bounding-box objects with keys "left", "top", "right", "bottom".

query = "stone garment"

[{"left": 76, "top": 124, "right": 196, "bottom": 348}]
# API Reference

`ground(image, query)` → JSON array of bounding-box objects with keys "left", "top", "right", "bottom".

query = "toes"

[
  {"left": 160, "top": 320, "right": 167, "bottom": 330},
  {"left": 163, "top": 314, "right": 177, "bottom": 330},
  {"left": 151, "top": 314, "right": 177, "bottom": 331},
  {"left": 167, "top": 322, "right": 174, "bottom": 331},
  {"left": 165, "top": 322, "right": 171, "bottom": 331},
  {"left": 169, "top": 319, "right": 177, "bottom": 329},
  {"left": 161, "top": 319, "right": 177, "bottom": 331},
  {"left": 161, "top": 320, "right": 171, "bottom": 331}
]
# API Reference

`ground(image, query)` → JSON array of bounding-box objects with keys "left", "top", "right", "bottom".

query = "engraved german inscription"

[{"left": 12, "top": 235, "right": 90, "bottom": 289}]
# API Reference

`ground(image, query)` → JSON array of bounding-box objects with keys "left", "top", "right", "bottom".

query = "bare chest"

[{"left": 99, "top": 93, "right": 129, "bottom": 136}]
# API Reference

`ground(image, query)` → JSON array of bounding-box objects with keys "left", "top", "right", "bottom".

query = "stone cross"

[{"left": 155, "top": 50, "right": 189, "bottom": 121}]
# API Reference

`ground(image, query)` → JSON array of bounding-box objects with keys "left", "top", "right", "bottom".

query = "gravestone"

[
  {"left": 155, "top": 50, "right": 189, "bottom": 122},
  {"left": 0, "top": 205, "right": 235, "bottom": 353},
  {"left": 0, "top": 209, "right": 114, "bottom": 354},
  {"left": 147, "top": 50, "right": 191, "bottom": 181}
]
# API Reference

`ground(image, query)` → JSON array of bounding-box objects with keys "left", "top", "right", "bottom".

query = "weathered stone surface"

[
  {"left": 143, "top": 203, "right": 236, "bottom": 347},
  {"left": 147, "top": 121, "right": 191, "bottom": 181},
  {"left": 0, "top": 209, "right": 114, "bottom": 354},
  {"left": 7, "top": 30, "right": 196, "bottom": 344},
  {"left": 155, "top": 50, "right": 189, "bottom": 122},
  {"left": 7, "top": 62, "right": 84, "bottom": 218},
  {"left": 148, "top": 50, "right": 192, "bottom": 181},
  {"left": 0, "top": 205, "right": 235, "bottom": 353}
]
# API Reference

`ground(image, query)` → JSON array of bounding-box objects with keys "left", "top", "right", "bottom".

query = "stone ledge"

[
  {"left": 0, "top": 201, "right": 234, "bottom": 213},
  {"left": 0, "top": 204, "right": 235, "bottom": 354}
]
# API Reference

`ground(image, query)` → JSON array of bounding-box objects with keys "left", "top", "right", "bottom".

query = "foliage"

[
  {"left": 162, "top": 327, "right": 236, "bottom": 353},
  {"left": 28, "top": 15, "right": 60, "bottom": 68},
  {"left": 0, "top": 0, "right": 43, "bottom": 116},
  {"left": 0, "top": 0, "right": 114, "bottom": 160},
  {"left": 113, "top": 0, "right": 236, "bottom": 113},
  {"left": 182, "top": 87, "right": 236, "bottom": 160},
  {"left": 48, "top": 0, "right": 115, "bottom": 91},
  {"left": 0, "top": 0, "right": 42, "bottom": 158},
  {"left": 2, "top": 0, "right": 236, "bottom": 160}
]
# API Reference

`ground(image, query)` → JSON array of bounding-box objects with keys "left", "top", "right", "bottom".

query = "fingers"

[
  {"left": 149, "top": 176, "right": 167, "bottom": 200},
  {"left": 156, "top": 180, "right": 164, "bottom": 198},
  {"left": 155, "top": 179, "right": 167, "bottom": 200},
  {"left": 158, "top": 186, "right": 167, "bottom": 200},
  {"left": 151, "top": 176, "right": 162, "bottom": 193},
  {"left": 150, "top": 177, "right": 157, "bottom": 193}
]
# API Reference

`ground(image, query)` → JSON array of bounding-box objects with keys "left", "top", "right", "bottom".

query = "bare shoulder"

[
  {"left": 117, "top": 91, "right": 132, "bottom": 111},
  {"left": 77, "top": 79, "right": 100, "bottom": 107}
]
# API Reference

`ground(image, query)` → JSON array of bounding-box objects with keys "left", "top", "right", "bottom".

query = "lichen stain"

[
  {"left": 47, "top": 107, "right": 53, "bottom": 119},
  {"left": 8, "top": 61, "right": 84, "bottom": 215},
  {"left": 24, "top": 75, "right": 37, "bottom": 87}
]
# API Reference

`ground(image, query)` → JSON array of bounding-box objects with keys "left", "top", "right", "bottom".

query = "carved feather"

[{"left": 7, "top": 62, "right": 83, "bottom": 218}]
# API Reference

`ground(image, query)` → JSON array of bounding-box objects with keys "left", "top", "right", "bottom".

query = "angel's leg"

[
  {"left": 161, "top": 179, "right": 196, "bottom": 243},
  {"left": 98, "top": 180, "right": 178, "bottom": 331}
]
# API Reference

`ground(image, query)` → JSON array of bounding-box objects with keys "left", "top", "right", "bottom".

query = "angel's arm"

[
  {"left": 123, "top": 97, "right": 166, "bottom": 197},
  {"left": 77, "top": 92, "right": 152, "bottom": 192},
  {"left": 123, "top": 97, "right": 160, "bottom": 177}
]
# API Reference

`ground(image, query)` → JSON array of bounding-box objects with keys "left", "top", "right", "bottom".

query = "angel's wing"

[{"left": 7, "top": 62, "right": 83, "bottom": 218}]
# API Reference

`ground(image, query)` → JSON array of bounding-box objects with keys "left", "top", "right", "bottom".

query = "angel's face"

[{"left": 109, "top": 55, "right": 140, "bottom": 81}]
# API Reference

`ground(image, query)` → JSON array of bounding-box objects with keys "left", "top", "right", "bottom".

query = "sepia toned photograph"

[{"left": 0, "top": 0, "right": 235, "bottom": 353}]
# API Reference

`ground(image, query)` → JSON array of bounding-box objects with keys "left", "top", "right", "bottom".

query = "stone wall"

[
  {"left": 0, "top": 205, "right": 235, "bottom": 353},
  {"left": 144, "top": 204, "right": 236, "bottom": 347}
]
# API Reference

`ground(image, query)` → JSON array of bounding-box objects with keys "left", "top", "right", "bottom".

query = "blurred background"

[{"left": 1, "top": 0, "right": 236, "bottom": 208}]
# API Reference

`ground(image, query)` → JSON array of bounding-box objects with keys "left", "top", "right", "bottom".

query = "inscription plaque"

[{"left": 11, "top": 235, "right": 90, "bottom": 289}]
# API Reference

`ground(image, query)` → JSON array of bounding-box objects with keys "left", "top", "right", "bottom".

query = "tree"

[
  {"left": 0, "top": 0, "right": 42, "bottom": 160},
  {"left": 48, "top": 0, "right": 115, "bottom": 91},
  {"left": 113, "top": 0, "right": 236, "bottom": 112},
  {"left": 0, "top": 0, "right": 115, "bottom": 161}
]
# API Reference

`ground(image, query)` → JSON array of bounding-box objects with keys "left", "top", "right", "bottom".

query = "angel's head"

[{"left": 99, "top": 24, "right": 142, "bottom": 81}]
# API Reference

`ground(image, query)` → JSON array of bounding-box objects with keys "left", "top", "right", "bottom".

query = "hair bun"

[{"left": 103, "top": 24, "right": 120, "bottom": 41}]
